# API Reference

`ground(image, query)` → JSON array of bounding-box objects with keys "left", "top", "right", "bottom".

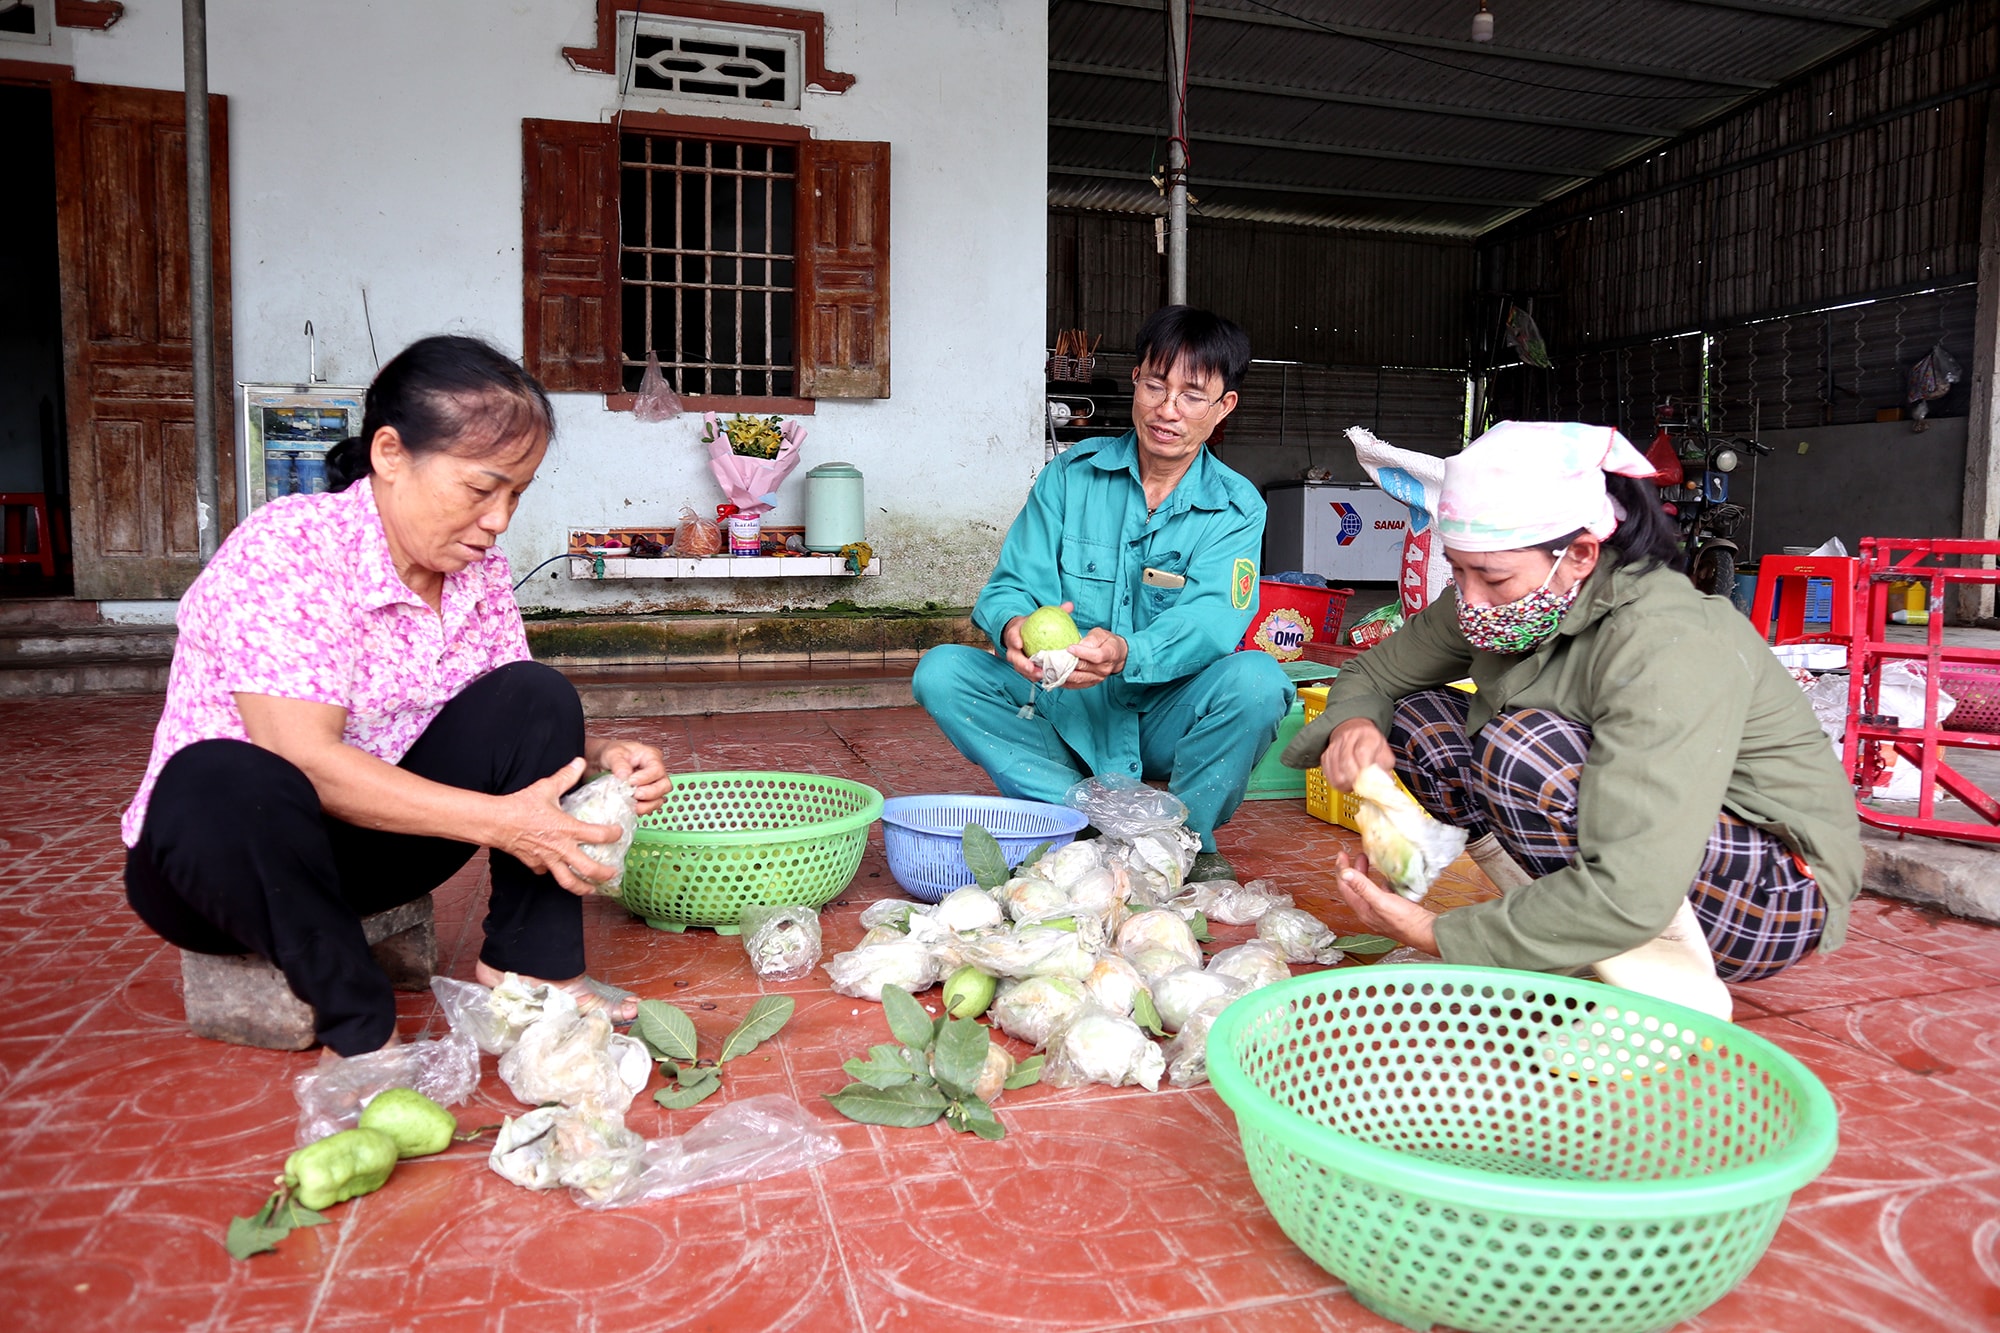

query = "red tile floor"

[{"left": 3, "top": 696, "right": 2000, "bottom": 1332}]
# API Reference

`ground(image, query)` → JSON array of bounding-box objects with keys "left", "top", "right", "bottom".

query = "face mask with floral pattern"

[{"left": 1455, "top": 550, "right": 1580, "bottom": 654}]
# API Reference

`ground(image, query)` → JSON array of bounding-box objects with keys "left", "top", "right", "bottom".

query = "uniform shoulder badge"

[{"left": 1231, "top": 559, "right": 1255, "bottom": 610}]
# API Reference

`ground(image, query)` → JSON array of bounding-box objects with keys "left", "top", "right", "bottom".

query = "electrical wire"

[
  {"left": 1231, "top": 0, "right": 1750, "bottom": 104},
  {"left": 512, "top": 553, "right": 577, "bottom": 591}
]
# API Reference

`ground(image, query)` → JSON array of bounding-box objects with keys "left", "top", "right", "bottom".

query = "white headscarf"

[{"left": 1436, "top": 421, "right": 1657, "bottom": 553}]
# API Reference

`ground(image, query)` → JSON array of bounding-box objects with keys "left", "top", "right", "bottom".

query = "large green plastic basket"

[
  {"left": 1206, "top": 966, "right": 1838, "bottom": 1333},
  {"left": 619, "top": 772, "right": 883, "bottom": 933}
]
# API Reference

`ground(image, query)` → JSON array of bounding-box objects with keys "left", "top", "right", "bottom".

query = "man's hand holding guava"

[{"left": 1003, "top": 602, "right": 1124, "bottom": 690}]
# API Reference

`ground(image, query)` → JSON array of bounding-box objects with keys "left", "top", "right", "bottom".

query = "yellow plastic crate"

[{"left": 1298, "top": 685, "right": 1418, "bottom": 830}]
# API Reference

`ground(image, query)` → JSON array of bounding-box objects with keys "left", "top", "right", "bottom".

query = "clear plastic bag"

[
  {"left": 1106, "top": 828, "right": 1200, "bottom": 899},
  {"left": 931, "top": 886, "right": 1005, "bottom": 933},
  {"left": 489, "top": 1104, "right": 647, "bottom": 1201},
  {"left": 431, "top": 973, "right": 559, "bottom": 1056},
  {"left": 1150, "top": 965, "right": 1247, "bottom": 1033},
  {"left": 1064, "top": 774, "right": 1188, "bottom": 838},
  {"left": 1041, "top": 1008, "right": 1165, "bottom": 1092},
  {"left": 497, "top": 992, "right": 652, "bottom": 1116},
  {"left": 293, "top": 1033, "right": 481, "bottom": 1145},
  {"left": 1206, "top": 939, "right": 1292, "bottom": 992},
  {"left": 1083, "top": 955, "right": 1147, "bottom": 1019},
  {"left": 989, "top": 974, "right": 1091, "bottom": 1048},
  {"left": 674, "top": 504, "right": 723, "bottom": 558},
  {"left": 1163, "top": 997, "right": 1231, "bottom": 1088},
  {"left": 1168, "top": 877, "right": 1293, "bottom": 925},
  {"left": 958, "top": 922, "right": 1101, "bottom": 981},
  {"left": 631, "top": 351, "right": 684, "bottom": 423},
  {"left": 1115, "top": 909, "right": 1201, "bottom": 971},
  {"left": 1257, "top": 906, "right": 1347, "bottom": 965},
  {"left": 823, "top": 935, "right": 944, "bottom": 1000},
  {"left": 1351, "top": 766, "right": 1467, "bottom": 902},
  {"left": 559, "top": 773, "right": 638, "bottom": 896},
  {"left": 579, "top": 1095, "right": 842, "bottom": 1209},
  {"left": 739, "top": 905, "right": 822, "bottom": 982}
]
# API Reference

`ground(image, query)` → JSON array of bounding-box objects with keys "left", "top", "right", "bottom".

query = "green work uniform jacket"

[
  {"left": 1282, "top": 558, "right": 1862, "bottom": 973},
  {"left": 973, "top": 430, "right": 1267, "bottom": 779}
]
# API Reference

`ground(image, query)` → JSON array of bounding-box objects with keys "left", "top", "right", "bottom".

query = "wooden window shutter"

[
  {"left": 521, "top": 118, "right": 619, "bottom": 393},
  {"left": 797, "top": 139, "right": 890, "bottom": 399}
]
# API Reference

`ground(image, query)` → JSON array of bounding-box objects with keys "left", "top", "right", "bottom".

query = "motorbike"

[{"left": 1645, "top": 403, "right": 1771, "bottom": 599}]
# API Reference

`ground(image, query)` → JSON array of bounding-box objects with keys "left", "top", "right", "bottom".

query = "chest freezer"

[{"left": 1263, "top": 482, "right": 1407, "bottom": 582}]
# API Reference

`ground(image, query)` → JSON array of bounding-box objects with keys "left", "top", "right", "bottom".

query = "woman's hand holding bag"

[{"left": 491, "top": 758, "right": 627, "bottom": 897}]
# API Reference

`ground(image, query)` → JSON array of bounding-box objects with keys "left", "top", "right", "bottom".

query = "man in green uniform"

[{"left": 914, "top": 306, "right": 1295, "bottom": 875}]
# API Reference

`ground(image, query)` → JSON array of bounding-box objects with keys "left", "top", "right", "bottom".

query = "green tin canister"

[{"left": 804, "top": 461, "right": 865, "bottom": 552}]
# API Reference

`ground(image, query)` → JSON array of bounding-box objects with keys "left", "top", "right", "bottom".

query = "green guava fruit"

[
  {"left": 357, "top": 1088, "right": 457, "bottom": 1159},
  {"left": 1020, "top": 606, "right": 1082, "bottom": 656}
]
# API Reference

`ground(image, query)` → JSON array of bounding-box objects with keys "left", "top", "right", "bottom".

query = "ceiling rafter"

[
  {"left": 1677, "top": 0, "right": 1893, "bottom": 28},
  {"left": 1071, "top": 0, "right": 1778, "bottom": 91},
  {"left": 1050, "top": 164, "right": 1549, "bottom": 211},
  {"left": 1050, "top": 60, "right": 1688, "bottom": 138},
  {"left": 1049, "top": 116, "right": 1602, "bottom": 179}
]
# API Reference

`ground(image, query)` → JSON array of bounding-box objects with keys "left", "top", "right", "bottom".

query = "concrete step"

[
  {"left": 524, "top": 609, "right": 977, "bottom": 665},
  {"left": 0, "top": 624, "right": 179, "bottom": 663},
  {"left": 560, "top": 659, "right": 920, "bottom": 717},
  {"left": 0, "top": 597, "right": 101, "bottom": 628}
]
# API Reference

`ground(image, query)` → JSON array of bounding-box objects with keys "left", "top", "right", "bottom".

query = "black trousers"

[{"left": 124, "top": 660, "right": 589, "bottom": 1055}]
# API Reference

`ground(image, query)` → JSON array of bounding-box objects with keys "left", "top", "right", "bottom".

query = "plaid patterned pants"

[{"left": 1389, "top": 689, "right": 1825, "bottom": 981}]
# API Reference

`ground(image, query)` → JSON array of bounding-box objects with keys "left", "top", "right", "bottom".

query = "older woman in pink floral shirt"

[{"left": 123, "top": 337, "right": 667, "bottom": 1056}]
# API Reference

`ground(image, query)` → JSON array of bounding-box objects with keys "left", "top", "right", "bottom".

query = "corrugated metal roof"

[{"left": 1049, "top": 0, "right": 1943, "bottom": 234}]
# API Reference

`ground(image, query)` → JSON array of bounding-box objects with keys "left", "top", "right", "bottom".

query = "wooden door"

[{"left": 53, "top": 81, "right": 233, "bottom": 600}]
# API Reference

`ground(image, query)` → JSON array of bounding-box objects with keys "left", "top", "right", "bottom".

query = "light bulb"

[
  {"left": 1713, "top": 448, "right": 1739, "bottom": 473},
  {"left": 1471, "top": 2, "right": 1494, "bottom": 42}
]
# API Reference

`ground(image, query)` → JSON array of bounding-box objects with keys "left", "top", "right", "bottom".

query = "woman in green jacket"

[{"left": 1286, "top": 421, "right": 1861, "bottom": 993}]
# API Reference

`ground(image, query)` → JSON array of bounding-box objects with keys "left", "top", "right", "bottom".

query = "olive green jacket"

[{"left": 1282, "top": 560, "right": 1862, "bottom": 973}]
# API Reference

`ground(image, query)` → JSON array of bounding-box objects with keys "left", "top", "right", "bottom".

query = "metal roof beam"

[
  {"left": 1050, "top": 116, "right": 1601, "bottom": 179},
  {"left": 1676, "top": 0, "right": 1893, "bottom": 28},
  {"left": 1049, "top": 163, "right": 1549, "bottom": 210},
  {"left": 1050, "top": 60, "right": 1686, "bottom": 138},
  {"left": 1071, "top": 0, "right": 1778, "bottom": 91}
]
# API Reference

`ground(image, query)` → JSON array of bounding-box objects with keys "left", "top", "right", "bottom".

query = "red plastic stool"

[
  {"left": 1749, "top": 554, "right": 1857, "bottom": 645},
  {"left": 0, "top": 493, "right": 55, "bottom": 578}
]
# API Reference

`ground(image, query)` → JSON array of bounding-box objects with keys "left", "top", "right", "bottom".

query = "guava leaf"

[
  {"left": 962, "top": 824, "right": 1012, "bottom": 889},
  {"left": 929, "top": 1016, "right": 991, "bottom": 1101},
  {"left": 880, "top": 985, "right": 935, "bottom": 1051},
  {"left": 225, "top": 1214, "right": 291, "bottom": 1260},
  {"left": 1019, "top": 840, "right": 1051, "bottom": 870},
  {"left": 634, "top": 1000, "right": 700, "bottom": 1063},
  {"left": 271, "top": 1196, "right": 328, "bottom": 1230},
  {"left": 1002, "top": 1054, "right": 1045, "bottom": 1090},
  {"left": 956, "top": 1096, "right": 1006, "bottom": 1141},
  {"left": 1331, "top": 934, "right": 1400, "bottom": 955},
  {"left": 825, "top": 1080, "right": 948, "bottom": 1128},
  {"left": 844, "top": 1043, "right": 923, "bottom": 1088},
  {"left": 1132, "top": 989, "right": 1166, "bottom": 1038},
  {"left": 655, "top": 1068, "right": 721, "bottom": 1109},
  {"left": 1188, "top": 911, "right": 1212, "bottom": 943},
  {"left": 719, "top": 996, "right": 795, "bottom": 1062}
]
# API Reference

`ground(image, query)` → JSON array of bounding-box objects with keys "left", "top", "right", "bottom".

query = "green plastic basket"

[
  {"left": 1206, "top": 966, "right": 1838, "bottom": 1333},
  {"left": 619, "top": 771, "right": 883, "bottom": 933}
]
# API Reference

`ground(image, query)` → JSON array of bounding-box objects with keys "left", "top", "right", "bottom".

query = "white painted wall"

[{"left": 25, "top": 0, "right": 1048, "bottom": 613}]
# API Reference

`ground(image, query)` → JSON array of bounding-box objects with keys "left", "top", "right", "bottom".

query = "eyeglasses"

[{"left": 1133, "top": 376, "right": 1219, "bottom": 416}]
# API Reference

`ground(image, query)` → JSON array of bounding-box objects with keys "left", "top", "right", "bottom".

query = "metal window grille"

[{"left": 619, "top": 134, "right": 797, "bottom": 398}]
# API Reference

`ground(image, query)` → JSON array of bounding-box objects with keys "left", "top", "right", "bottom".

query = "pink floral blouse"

[{"left": 122, "top": 480, "right": 530, "bottom": 846}]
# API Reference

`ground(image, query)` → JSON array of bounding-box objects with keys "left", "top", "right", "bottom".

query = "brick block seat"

[{"left": 179, "top": 895, "right": 437, "bottom": 1050}]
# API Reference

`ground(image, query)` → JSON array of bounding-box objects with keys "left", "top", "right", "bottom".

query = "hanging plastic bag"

[
  {"left": 293, "top": 1034, "right": 482, "bottom": 1145},
  {"left": 674, "top": 504, "right": 723, "bottom": 558},
  {"left": 632, "top": 351, "right": 683, "bottom": 422},
  {"left": 1907, "top": 343, "right": 1962, "bottom": 427},
  {"left": 1348, "top": 603, "right": 1404, "bottom": 648},
  {"left": 1506, "top": 304, "right": 1552, "bottom": 369},
  {"left": 739, "top": 905, "right": 823, "bottom": 982},
  {"left": 1347, "top": 427, "right": 1450, "bottom": 618},
  {"left": 558, "top": 773, "right": 637, "bottom": 896}
]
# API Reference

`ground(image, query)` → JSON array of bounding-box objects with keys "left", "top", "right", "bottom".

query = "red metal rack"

[{"left": 1843, "top": 538, "right": 2000, "bottom": 843}]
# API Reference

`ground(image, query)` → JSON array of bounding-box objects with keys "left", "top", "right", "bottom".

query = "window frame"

[{"left": 608, "top": 109, "right": 814, "bottom": 415}]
